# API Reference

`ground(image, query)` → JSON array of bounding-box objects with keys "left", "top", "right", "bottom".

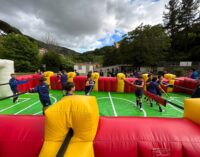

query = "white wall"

[
  {"left": 0, "top": 59, "right": 14, "bottom": 98},
  {"left": 74, "top": 65, "right": 94, "bottom": 74}
]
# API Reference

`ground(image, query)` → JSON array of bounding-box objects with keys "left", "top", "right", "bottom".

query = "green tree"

[
  {"left": 103, "top": 46, "right": 120, "bottom": 66},
  {"left": 120, "top": 25, "right": 171, "bottom": 67},
  {"left": 178, "top": 0, "right": 199, "bottom": 52},
  {"left": 0, "top": 33, "right": 39, "bottom": 72},
  {"left": 41, "top": 51, "right": 62, "bottom": 71},
  {"left": 163, "top": 0, "right": 180, "bottom": 39}
]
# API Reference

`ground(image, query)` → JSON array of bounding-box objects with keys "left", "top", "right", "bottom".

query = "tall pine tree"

[
  {"left": 179, "top": 0, "right": 199, "bottom": 30},
  {"left": 178, "top": 0, "right": 199, "bottom": 52},
  {"left": 163, "top": 0, "right": 180, "bottom": 39}
]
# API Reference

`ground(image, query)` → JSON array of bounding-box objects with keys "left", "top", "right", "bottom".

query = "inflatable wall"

[
  {"left": 0, "top": 59, "right": 14, "bottom": 97},
  {"left": 0, "top": 96, "right": 200, "bottom": 157}
]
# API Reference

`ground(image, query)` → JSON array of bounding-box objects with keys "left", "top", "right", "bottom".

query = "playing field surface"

[{"left": 0, "top": 90, "right": 189, "bottom": 117}]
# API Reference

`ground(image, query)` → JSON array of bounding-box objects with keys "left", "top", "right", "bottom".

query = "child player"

[
  {"left": 133, "top": 75, "right": 144, "bottom": 111},
  {"left": 149, "top": 77, "right": 165, "bottom": 112},
  {"left": 144, "top": 74, "right": 153, "bottom": 106},
  {"left": 58, "top": 70, "right": 68, "bottom": 97},
  {"left": 29, "top": 77, "right": 51, "bottom": 115},
  {"left": 9, "top": 73, "right": 28, "bottom": 103},
  {"left": 64, "top": 82, "right": 75, "bottom": 96},
  {"left": 85, "top": 72, "right": 95, "bottom": 96}
]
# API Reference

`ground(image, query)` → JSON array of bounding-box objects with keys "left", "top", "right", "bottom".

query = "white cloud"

[{"left": 0, "top": 0, "right": 169, "bottom": 52}]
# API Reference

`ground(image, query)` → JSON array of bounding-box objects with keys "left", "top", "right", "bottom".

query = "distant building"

[
  {"left": 115, "top": 42, "right": 120, "bottom": 49},
  {"left": 39, "top": 48, "right": 48, "bottom": 56},
  {"left": 74, "top": 63, "right": 101, "bottom": 74}
]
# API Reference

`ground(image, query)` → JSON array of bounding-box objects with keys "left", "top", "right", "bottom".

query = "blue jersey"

[
  {"left": 32, "top": 83, "right": 51, "bottom": 105},
  {"left": 85, "top": 78, "right": 94, "bottom": 94},
  {"left": 61, "top": 73, "right": 68, "bottom": 84},
  {"left": 134, "top": 80, "right": 143, "bottom": 97},
  {"left": 135, "top": 80, "right": 143, "bottom": 91},
  {"left": 191, "top": 71, "right": 199, "bottom": 80},
  {"left": 148, "top": 82, "right": 158, "bottom": 95},
  {"left": 9, "top": 78, "right": 28, "bottom": 93},
  {"left": 146, "top": 78, "right": 152, "bottom": 91}
]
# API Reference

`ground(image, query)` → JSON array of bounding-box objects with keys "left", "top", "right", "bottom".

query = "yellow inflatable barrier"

[
  {"left": 142, "top": 73, "right": 149, "bottom": 91},
  {"left": 117, "top": 73, "right": 126, "bottom": 93},
  {"left": 167, "top": 80, "right": 175, "bottom": 93},
  {"left": 43, "top": 71, "right": 54, "bottom": 88},
  {"left": 39, "top": 95, "right": 99, "bottom": 157},
  {"left": 184, "top": 98, "right": 200, "bottom": 125},
  {"left": 164, "top": 73, "right": 176, "bottom": 80},
  {"left": 92, "top": 72, "right": 100, "bottom": 92},
  {"left": 67, "top": 72, "right": 76, "bottom": 83}
]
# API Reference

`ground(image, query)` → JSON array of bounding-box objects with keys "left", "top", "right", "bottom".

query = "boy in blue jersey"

[
  {"left": 85, "top": 73, "right": 95, "bottom": 96},
  {"left": 133, "top": 75, "right": 144, "bottom": 111},
  {"left": 149, "top": 77, "right": 165, "bottom": 112},
  {"left": 9, "top": 74, "right": 28, "bottom": 103},
  {"left": 64, "top": 82, "right": 75, "bottom": 96},
  {"left": 192, "top": 83, "right": 200, "bottom": 98},
  {"left": 191, "top": 68, "right": 199, "bottom": 80},
  {"left": 144, "top": 74, "right": 153, "bottom": 106},
  {"left": 58, "top": 70, "right": 68, "bottom": 96},
  {"left": 29, "top": 77, "right": 51, "bottom": 115}
]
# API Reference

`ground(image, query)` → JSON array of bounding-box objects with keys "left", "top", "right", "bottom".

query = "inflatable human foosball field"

[
  {"left": 0, "top": 64, "right": 200, "bottom": 157},
  {"left": 0, "top": 95, "right": 200, "bottom": 157}
]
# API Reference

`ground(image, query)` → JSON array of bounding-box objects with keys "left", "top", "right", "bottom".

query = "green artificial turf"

[{"left": 0, "top": 90, "right": 189, "bottom": 118}]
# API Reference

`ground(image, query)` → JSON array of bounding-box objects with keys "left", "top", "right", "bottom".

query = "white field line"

[
  {"left": 33, "top": 111, "right": 42, "bottom": 115},
  {"left": 32, "top": 95, "right": 57, "bottom": 115},
  {"left": 98, "top": 96, "right": 147, "bottom": 117},
  {"left": 0, "top": 98, "right": 30, "bottom": 112},
  {"left": 168, "top": 99, "right": 183, "bottom": 113},
  {"left": 14, "top": 101, "right": 40, "bottom": 115},
  {"left": 108, "top": 92, "right": 117, "bottom": 117}
]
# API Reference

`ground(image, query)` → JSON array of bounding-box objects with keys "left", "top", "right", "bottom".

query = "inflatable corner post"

[
  {"left": 184, "top": 98, "right": 200, "bottom": 125},
  {"left": 92, "top": 72, "right": 100, "bottom": 92},
  {"left": 43, "top": 71, "right": 54, "bottom": 88},
  {"left": 164, "top": 73, "right": 176, "bottom": 80},
  {"left": 117, "top": 73, "right": 126, "bottom": 93},
  {"left": 167, "top": 80, "right": 175, "bottom": 93},
  {"left": 164, "top": 74, "right": 176, "bottom": 93},
  {"left": 0, "top": 59, "right": 14, "bottom": 98},
  {"left": 67, "top": 72, "right": 76, "bottom": 83},
  {"left": 142, "top": 73, "right": 148, "bottom": 91},
  {"left": 39, "top": 95, "right": 99, "bottom": 157}
]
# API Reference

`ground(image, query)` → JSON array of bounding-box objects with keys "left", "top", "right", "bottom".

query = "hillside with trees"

[{"left": 0, "top": 0, "right": 199, "bottom": 72}]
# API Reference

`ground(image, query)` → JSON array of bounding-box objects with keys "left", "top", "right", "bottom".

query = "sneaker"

[
  {"left": 13, "top": 97, "right": 18, "bottom": 103},
  {"left": 139, "top": 108, "right": 143, "bottom": 111}
]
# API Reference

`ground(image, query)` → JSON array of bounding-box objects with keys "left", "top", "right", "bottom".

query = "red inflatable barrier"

[
  {"left": 183, "top": 78, "right": 199, "bottom": 94},
  {"left": 0, "top": 116, "right": 200, "bottom": 156},
  {"left": 104, "top": 77, "right": 111, "bottom": 92},
  {"left": 98, "top": 77, "right": 105, "bottom": 91},
  {"left": 173, "top": 78, "right": 185, "bottom": 93},
  {"left": 73, "top": 76, "right": 80, "bottom": 91},
  {"left": 110, "top": 78, "right": 117, "bottom": 92},
  {"left": 32, "top": 74, "right": 41, "bottom": 87},
  {"left": 161, "top": 78, "right": 169, "bottom": 92},
  {"left": 73, "top": 76, "right": 87, "bottom": 91},
  {"left": 50, "top": 75, "right": 62, "bottom": 90},
  {"left": 124, "top": 78, "right": 137, "bottom": 93},
  {"left": 50, "top": 75, "right": 57, "bottom": 90},
  {"left": 94, "top": 117, "right": 200, "bottom": 157},
  {"left": 16, "top": 74, "right": 41, "bottom": 92},
  {"left": 0, "top": 115, "right": 44, "bottom": 157},
  {"left": 144, "top": 91, "right": 167, "bottom": 106}
]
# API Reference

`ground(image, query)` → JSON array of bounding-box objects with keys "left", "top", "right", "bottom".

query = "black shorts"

[
  {"left": 135, "top": 90, "right": 143, "bottom": 97},
  {"left": 40, "top": 99, "right": 51, "bottom": 107},
  {"left": 61, "top": 83, "right": 66, "bottom": 90}
]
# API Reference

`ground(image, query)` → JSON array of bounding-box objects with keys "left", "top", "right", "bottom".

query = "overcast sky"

[{"left": 0, "top": 0, "right": 169, "bottom": 53}]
